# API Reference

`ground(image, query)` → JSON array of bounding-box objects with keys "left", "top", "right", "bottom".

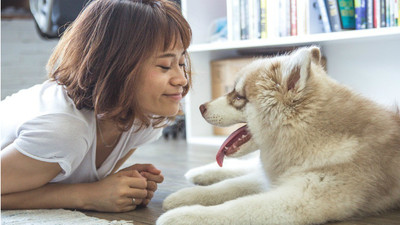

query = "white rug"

[{"left": 1, "top": 209, "right": 133, "bottom": 225}]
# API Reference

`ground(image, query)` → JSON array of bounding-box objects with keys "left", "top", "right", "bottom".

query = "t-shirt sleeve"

[{"left": 12, "top": 114, "right": 90, "bottom": 181}]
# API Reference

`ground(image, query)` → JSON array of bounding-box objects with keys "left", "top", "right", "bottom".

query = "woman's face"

[{"left": 137, "top": 44, "right": 187, "bottom": 117}]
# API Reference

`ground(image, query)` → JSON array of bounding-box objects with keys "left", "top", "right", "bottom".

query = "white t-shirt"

[{"left": 1, "top": 80, "right": 162, "bottom": 183}]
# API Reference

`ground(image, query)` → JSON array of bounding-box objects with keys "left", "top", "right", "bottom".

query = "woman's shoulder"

[
  {"left": 2, "top": 80, "right": 95, "bottom": 127},
  {"left": 1, "top": 81, "right": 96, "bottom": 145}
]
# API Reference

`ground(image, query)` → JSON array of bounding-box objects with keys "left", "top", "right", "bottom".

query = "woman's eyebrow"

[{"left": 157, "top": 50, "right": 186, "bottom": 58}]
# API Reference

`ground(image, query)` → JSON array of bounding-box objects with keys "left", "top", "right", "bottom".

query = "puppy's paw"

[
  {"left": 185, "top": 165, "right": 224, "bottom": 185},
  {"left": 162, "top": 187, "right": 197, "bottom": 210},
  {"left": 157, "top": 205, "right": 219, "bottom": 225},
  {"left": 185, "top": 162, "right": 248, "bottom": 186},
  {"left": 162, "top": 186, "right": 220, "bottom": 210}
]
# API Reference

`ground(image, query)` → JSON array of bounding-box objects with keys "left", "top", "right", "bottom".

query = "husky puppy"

[{"left": 156, "top": 46, "right": 400, "bottom": 225}]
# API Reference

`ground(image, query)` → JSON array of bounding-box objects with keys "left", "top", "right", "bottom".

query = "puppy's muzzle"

[{"left": 199, "top": 104, "right": 207, "bottom": 116}]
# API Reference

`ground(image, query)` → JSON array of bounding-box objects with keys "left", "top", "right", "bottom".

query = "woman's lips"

[{"left": 164, "top": 93, "right": 182, "bottom": 101}]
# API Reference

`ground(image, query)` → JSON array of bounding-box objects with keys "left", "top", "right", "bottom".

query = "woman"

[{"left": 1, "top": 0, "right": 192, "bottom": 213}]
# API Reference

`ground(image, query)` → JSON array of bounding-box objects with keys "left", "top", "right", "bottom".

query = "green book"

[{"left": 338, "top": 0, "right": 356, "bottom": 29}]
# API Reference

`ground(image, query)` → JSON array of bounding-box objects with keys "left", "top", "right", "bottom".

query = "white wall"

[{"left": 323, "top": 35, "right": 400, "bottom": 108}]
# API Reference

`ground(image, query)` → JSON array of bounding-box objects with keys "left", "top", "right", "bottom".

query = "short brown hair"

[{"left": 47, "top": 0, "right": 192, "bottom": 131}]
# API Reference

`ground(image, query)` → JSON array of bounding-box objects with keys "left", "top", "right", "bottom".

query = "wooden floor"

[{"left": 83, "top": 138, "right": 400, "bottom": 225}]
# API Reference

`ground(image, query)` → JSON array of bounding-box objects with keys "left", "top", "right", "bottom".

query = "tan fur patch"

[{"left": 287, "top": 66, "right": 300, "bottom": 91}]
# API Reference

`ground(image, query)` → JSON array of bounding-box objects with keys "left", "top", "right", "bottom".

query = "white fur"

[{"left": 156, "top": 47, "right": 400, "bottom": 225}]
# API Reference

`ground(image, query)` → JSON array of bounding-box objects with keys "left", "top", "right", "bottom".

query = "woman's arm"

[
  {"left": 1, "top": 169, "right": 149, "bottom": 212},
  {"left": 1, "top": 145, "right": 62, "bottom": 194},
  {"left": 1, "top": 146, "right": 148, "bottom": 212}
]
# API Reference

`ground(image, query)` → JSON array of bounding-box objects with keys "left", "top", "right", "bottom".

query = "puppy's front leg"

[
  {"left": 185, "top": 156, "right": 260, "bottom": 185},
  {"left": 157, "top": 173, "right": 363, "bottom": 225},
  {"left": 162, "top": 171, "right": 267, "bottom": 210}
]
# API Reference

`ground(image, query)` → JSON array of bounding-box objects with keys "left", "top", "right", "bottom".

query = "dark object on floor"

[
  {"left": 162, "top": 115, "right": 186, "bottom": 140},
  {"left": 29, "top": 0, "right": 89, "bottom": 39}
]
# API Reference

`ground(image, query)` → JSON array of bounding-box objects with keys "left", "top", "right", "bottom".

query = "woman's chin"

[{"left": 154, "top": 108, "right": 180, "bottom": 117}]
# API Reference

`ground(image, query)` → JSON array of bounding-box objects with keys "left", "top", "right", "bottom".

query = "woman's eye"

[
  {"left": 179, "top": 63, "right": 186, "bottom": 67},
  {"left": 158, "top": 65, "right": 171, "bottom": 70}
]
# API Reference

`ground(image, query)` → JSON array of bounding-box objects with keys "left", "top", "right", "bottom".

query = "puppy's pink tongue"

[
  {"left": 216, "top": 148, "right": 225, "bottom": 167},
  {"left": 216, "top": 125, "right": 249, "bottom": 167}
]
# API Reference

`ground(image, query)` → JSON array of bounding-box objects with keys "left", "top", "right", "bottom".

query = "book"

[
  {"left": 260, "top": 0, "right": 268, "bottom": 38},
  {"left": 398, "top": 0, "right": 400, "bottom": 26},
  {"left": 373, "top": 0, "right": 381, "bottom": 28},
  {"left": 248, "top": 0, "right": 261, "bottom": 39},
  {"left": 210, "top": 57, "right": 255, "bottom": 135},
  {"left": 367, "top": 0, "right": 374, "bottom": 28},
  {"left": 267, "top": 0, "right": 279, "bottom": 38},
  {"left": 307, "top": 0, "right": 325, "bottom": 34},
  {"left": 385, "top": 0, "right": 391, "bottom": 26},
  {"left": 297, "top": 0, "right": 307, "bottom": 35},
  {"left": 325, "top": 0, "right": 343, "bottom": 32},
  {"left": 240, "top": 0, "right": 249, "bottom": 40},
  {"left": 397, "top": 0, "right": 400, "bottom": 26},
  {"left": 232, "top": 0, "right": 241, "bottom": 40},
  {"left": 227, "top": 0, "right": 241, "bottom": 41},
  {"left": 317, "top": 0, "right": 332, "bottom": 32},
  {"left": 278, "top": 0, "right": 291, "bottom": 37},
  {"left": 355, "top": 0, "right": 367, "bottom": 29},
  {"left": 338, "top": 0, "right": 356, "bottom": 29},
  {"left": 380, "top": 0, "right": 386, "bottom": 27},
  {"left": 290, "top": 0, "right": 298, "bottom": 35}
]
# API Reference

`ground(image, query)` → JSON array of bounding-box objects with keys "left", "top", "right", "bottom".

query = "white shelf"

[
  {"left": 189, "top": 27, "right": 400, "bottom": 52},
  {"left": 182, "top": 0, "right": 400, "bottom": 145}
]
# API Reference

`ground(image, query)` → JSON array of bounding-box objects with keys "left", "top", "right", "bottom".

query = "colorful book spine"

[
  {"left": 367, "top": 0, "right": 374, "bottom": 28},
  {"left": 260, "top": 0, "right": 268, "bottom": 38},
  {"left": 380, "top": 0, "right": 386, "bottom": 27},
  {"left": 252, "top": 0, "right": 261, "bottom": 39},
  {"left": 278, "top": 0, "right": 291, "bottom": 37},
  {"left": 308, "top": 0, "right": 325, "bottom": 34},
  {"left": 232, "top": 0, "right": 241, "bottom": 40},
  {"left": 338, "top": 0, "right": 356, "bottom": 29},
  {"left": 317, "top": 0, "right": 332, "bottom": 32},
  {"left": 386, "top": 0, "right": 391, "bottom": 26},
  {"left": 394, "top": 0, "right": 399, "bottom": 26},
  {"left": 324, "top": 0, "right": 342, "bottom": 31},
  {"left": 355, "top": 0, "right": 367, "bottom": 29},
  {"left": 240, "top": 0, "right": 249, "bottom": 40},
  {"left": 266, "top": 0, "right": 279, "bottom": 38},
  {"left": 373, "top": 0, "right": 380, "bottom": 28},
  {"left": 290, "top": 0, "right": 298, "bottom": 35},
  {"left": 397, "top": 0, "right": 400, "bottom": 26}
]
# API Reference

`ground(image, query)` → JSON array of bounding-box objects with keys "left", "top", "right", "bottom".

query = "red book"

[{"left": 290, "top": 0, "right": 297, "bottom": 36}]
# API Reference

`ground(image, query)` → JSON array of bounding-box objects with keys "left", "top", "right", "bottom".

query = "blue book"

[
  {"left": 355, "top": 0, "right": 367, "bottom": 29},
  {"left": 324, "top": 0, "right": 342, "bottom": 32}
]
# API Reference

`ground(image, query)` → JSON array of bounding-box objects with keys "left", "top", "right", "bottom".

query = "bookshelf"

[{"left": 181, "top": 0, "right": 400, "bottom": 145}]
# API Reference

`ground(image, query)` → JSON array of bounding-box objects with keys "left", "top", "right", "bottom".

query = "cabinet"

[{"left": 181, "top": 0, "right": 400, "bottom": 145}]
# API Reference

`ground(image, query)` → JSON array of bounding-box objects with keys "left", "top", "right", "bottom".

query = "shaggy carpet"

[{"left": 1, "top": 209, "right": 133, "bottom": 225}]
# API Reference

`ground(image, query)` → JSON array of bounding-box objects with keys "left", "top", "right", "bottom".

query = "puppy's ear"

[{"left": 286, "top": 46, "right": 320, "bottom": 91}]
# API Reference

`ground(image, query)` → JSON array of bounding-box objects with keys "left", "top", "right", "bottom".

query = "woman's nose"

[{"left": 171, "top": 68, "right": 188, "bottom": 87}]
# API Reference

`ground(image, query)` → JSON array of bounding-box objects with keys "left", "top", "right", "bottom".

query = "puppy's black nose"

[{"left": 199, "top": 104, "right": 207, "bottom": 115}]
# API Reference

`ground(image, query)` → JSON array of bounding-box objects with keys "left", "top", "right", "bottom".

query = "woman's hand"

[
  {"left": 85, "top": 169, "right": 148, "bottom": 212},
  {"left": 121, "top": 164, "right": 164, "bottom": 206}
]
